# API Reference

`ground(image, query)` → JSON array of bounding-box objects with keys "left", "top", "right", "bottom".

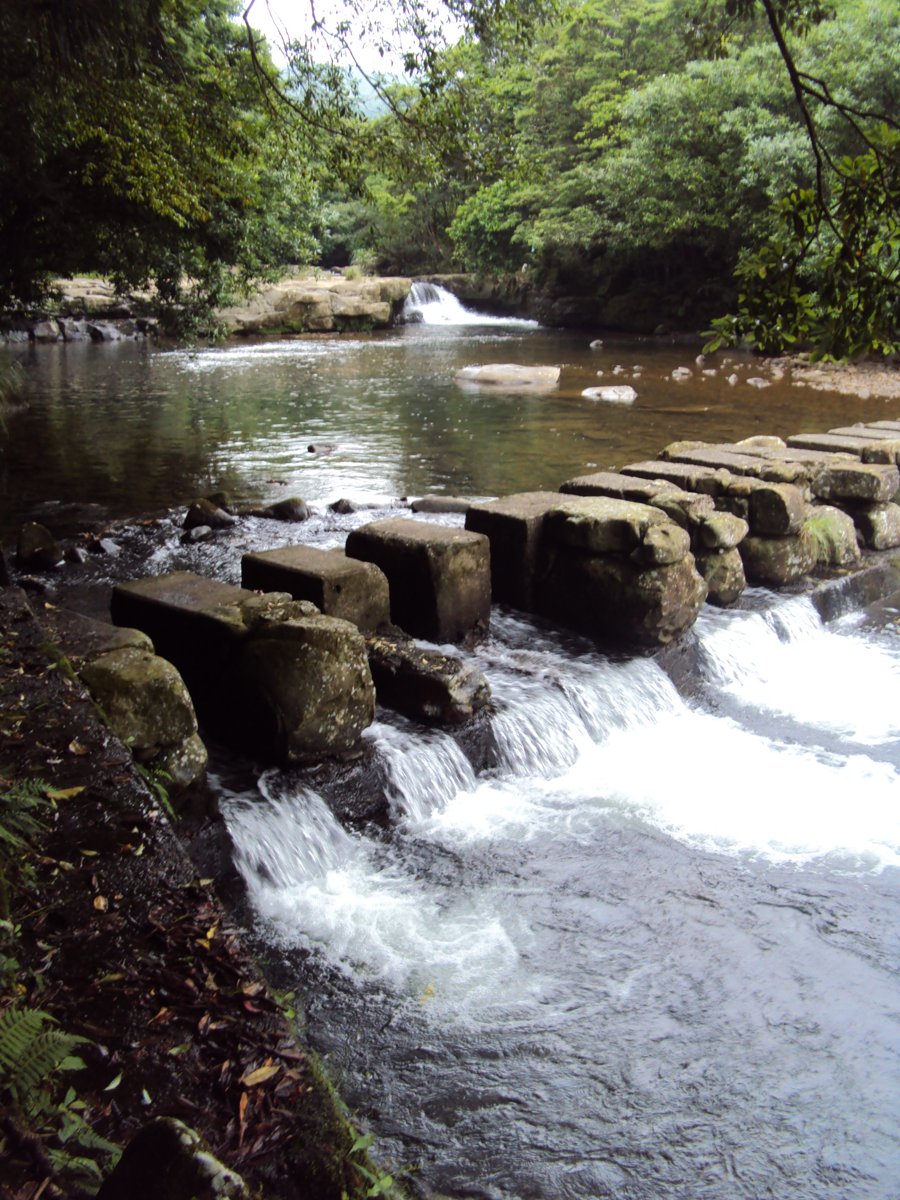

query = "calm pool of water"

[{"left": 1, "top": 322, "right": 893, "bottom": 540}]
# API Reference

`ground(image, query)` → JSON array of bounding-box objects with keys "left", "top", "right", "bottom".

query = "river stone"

[
  {"left": 16, "top": 521, "right": 64, "bottom": 569},
  {"left": 258, "top": 496, "right": 311, "bottom": 522},
  {"left": 694, "top": 548, "right": 746, "bottom": 607},
  {"left": 411, "top": 495, "right": 473, "bottom": 514},
  {"left": 79, "top": 646, "right": 198, "bottom": 758},
  {"left": 455, "top": 363, "right": 560, "bottom": 388},
  {"left": 236, "top": 612, "right": 375, "bottom": 763},
  {"left": 346, "top": 518, "right": 491, "bottom": 642},
  {"left": 543, "top": 496, "right": 677, "bottom": 557},
  {"left": 739, "top": 529, "right": 816, "bottom": 586},
  {"left": 581, "top": 385, "right": 636, "bottom": 403},
  {"left": 697, "top": 512, "right": 749, "bottom": 551},
  {"left": 153, "top": 732, "right": 209, "bottom": 791},
  {"left": 811, "top": 462, "right": 899, "bottom": 504},
  {"left": 465, "top": 491, "right": 561, "bottom": 610},
  {"left": 803, "top": 505, "right": 862, "bottom": 568},
  {"left": 735, "top": 435, "right": 787, "bottom": 449},
  {"left": 850, "top": 502, "right": 900, "bottom": 550},
  {"left": 241, "top": 545, "right": 390, "bottom": 632},
  {"left": 96, "top": 1117, "right": 250, "bottom": 1200},
  {"left": 638, "top": 522, "right": 692, "bottom": 566},
  {"left": 747, "top": 482, "right": 807, "bottom": 537},
  {"left": 366, "top": 632, "right": 491, "bottom": 725},
  {"left": 184, "top": 498, "right": 236, "bottom": 530},
  {"left": 650, "top": 490, "right": 717, "bottom": 530},
  {"left": 537, "top": 550, "right": 707, "bottom": 648}
]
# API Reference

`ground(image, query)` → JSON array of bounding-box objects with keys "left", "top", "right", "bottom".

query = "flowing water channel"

[{"left": 3, "top": 289, "right": 899, "bottom": 1198}]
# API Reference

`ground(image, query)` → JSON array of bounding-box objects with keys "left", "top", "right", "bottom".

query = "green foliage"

[
  {"left": 0, "top": 778, "right": 53, "bottom": 920},
  {"left": 0, "top": 1005, "right": 121, "bottom": 1189},
  {"left": 708, "top": 129, "right": 900, "bottom": 358}
]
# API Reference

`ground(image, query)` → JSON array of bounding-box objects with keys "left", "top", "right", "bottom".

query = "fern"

[
  {"left": 0, "top": 1007, "right": 85, "bottom": 1115},
  {"left": 0, "top": 777, "right": 52, "bottom": 919}
]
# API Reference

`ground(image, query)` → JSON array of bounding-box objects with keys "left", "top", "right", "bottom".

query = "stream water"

[{"left": 3, "top": 288, "right": 899, "bottom": 1198}]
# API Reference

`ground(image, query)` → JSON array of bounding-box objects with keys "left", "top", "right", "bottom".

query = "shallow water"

[{"left": 2, "top": 303, "right": 896, "bottom": 540}]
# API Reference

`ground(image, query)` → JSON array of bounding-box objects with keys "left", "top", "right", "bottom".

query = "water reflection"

[{"left": 1, "top": 325, "right": 891, "bottom": 538}]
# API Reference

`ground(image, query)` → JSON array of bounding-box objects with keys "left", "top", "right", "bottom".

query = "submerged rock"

[
  {"left": 581, "top": 385, "right": 637, "bottom": 403},
  {"left": 455, "top": 363, "right": 560, "bottom": 388},
  {"left": 16, "top": 521, "right": 64, "bottom": 569},
  {"left": 184, "top": 498, "right": 236, "bottom": 530},
  {"left": 366, "top": 631, "right": 491, "bottom": 725}
]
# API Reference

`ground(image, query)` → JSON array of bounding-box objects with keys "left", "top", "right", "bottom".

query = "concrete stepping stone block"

[
  {"left": 242, "top": 545, "right": 390, "bottom": 632},
  {"left": 620, "top": 460, "right": 734, "bottom": 497},
  {"left": 111, "top": 572, "right": 374, "bottom": 764},
  {"left": 346, "top": 518, "right": 491, "bottom": 642},
  {"left": 465, "top": 491, "right": 560, "bottom": 610},
  {"left": 811, "top": 462, "right": 899, "bottom": 503},
  {"left": 660, "top": 444, "right": 807, "bottom": 485}
]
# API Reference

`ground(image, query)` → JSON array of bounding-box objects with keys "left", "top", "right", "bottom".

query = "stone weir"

[{"left": 102, "top": 419, "right": 900, "bottom": 771}]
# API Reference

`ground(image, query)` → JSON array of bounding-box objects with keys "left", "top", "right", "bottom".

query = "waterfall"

[{"left": 402, "top": 281, "right": 539, "bottom": 327}]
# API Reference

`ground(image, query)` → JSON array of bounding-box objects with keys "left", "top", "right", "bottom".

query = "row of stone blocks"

[{"left": 104, "top": 420, "right": 900, "bottom": 770}]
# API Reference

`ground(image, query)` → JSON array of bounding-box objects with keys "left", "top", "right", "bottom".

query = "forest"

[{"left": 0, "top": 0, "right": 897, "bottom": 356}]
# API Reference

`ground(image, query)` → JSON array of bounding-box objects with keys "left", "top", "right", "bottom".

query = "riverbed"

[{"left": 2, "top": 297, "right": 898, "bottom": 1199}]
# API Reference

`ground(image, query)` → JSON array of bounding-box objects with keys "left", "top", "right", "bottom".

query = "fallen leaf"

[
  {"left": 104, "top": 1071, "right": 123, "bottom": 1091},
  {"left": 93, "top": 895, "right": 109, "bottom": 912},
  {"left": 241, "top": 1063, "right": 281, "bottom": 1087},
  {"left": 68, "top": 740, "right": 89, "bottom": 755},
  {"left": 45, "top": 785, "right": 86, "bottom": 800}
]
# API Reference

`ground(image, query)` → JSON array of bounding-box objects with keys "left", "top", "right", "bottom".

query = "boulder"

[
  {"left": 694, "top": 548, "right": 746, "bottom": 607},
  {"left": 96, "top": 1117, "right": 250, "bottom": 1200},
  {"left": 581, "top": 385, "right": 636, "bottom": 403},
  {"left": 811, "top": 462, "right": 899, "bottom": 504},
  {"left": 849, "top": 502, "right": 900, "bottom": 550},
  {"left": 183, "top": 498, "right": 236, "bottom": 530},
  {"left": 366, "top": 632, "right": 491, "bottom": 725},
  {"left": 638, "top": 522, "right": 692, "bottom": 566},
  {"left": 16, "top": 521, "right": 64, "bottom": 569},
  {"left": 241, "top": 545, "right": 390, "bottom": 632},
  {"left": 454, "top": 363, "right": 560, "bottom": 388},
  {"left": 739, "top": 529, "right": 816, "bottom": 586},
  {"left": 803, "top": 505, "right": 862, "bottom": 568},
  {"left": 256, "top": 497, "right": 311, "bottom": 522},
  {"left": 32, "top": 319, "right": 61, "bottom": 342},
  {"left": 346, "top": 518, "right": 491, "bottom": 642},
  {"left": 465, "top": 491, "right": 560, "bottom": 610}
]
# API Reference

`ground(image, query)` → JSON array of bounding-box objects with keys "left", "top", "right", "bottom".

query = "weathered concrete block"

[
  {"left": 537, "top": 549, "right": 707, "bottom": 648},
  {"left": 366, "top": 632, "right": 491, "bottom": 725},
  {"left": 661, "top": 443, "right": 807, "bottom": 485},
  {"left": 827, "top": 427, "right": 900, "bottom": 463},
  {"left": 739, "top": 529, "right": 816, "bottom": 586},
  {"left": 559, "top": 471, "right": 680, "bottom": 504},
  {"left": 811, "top": 462, "right": 899, "bottom": 504},
  {"left": 111, "top": 572, "right": 375, "bottom": 763},
  {"left": 694, "top": 548, "right": 746, "bottom": 607},
  {"left": 346, "top": 518, "right": 491, "bottom": 642},
  {"left": 465, "top": 491, "right": 560, "bottom": 610},
  {"left": 747, "top": 482, "right": 807, "bottom": 537},
  {"left": 850, "top": 502, "right": 900, "bottom": 550},
  {"left": 650, "top": 490, "right": 717, "bottom": 529},
  {"left": 242, "top": 545, "right": 390, "bottom": 632},
  {"left": 697, "top": 512, "right": 748, "bottom": 551},
  {"left": 804, "top": 505, "right": 862, "bottom": 568},
  {"left": 621, "top": 460, "right": 734, "bottom": 497},
  {"left": 543, "top": 496, "right": 681, "bottom": 558},
  {"left": 787, "top": 432, "right": 869, "bottom": 457},
  {"left": 236, "top": 611, "right": 375, "bottom": 763}
]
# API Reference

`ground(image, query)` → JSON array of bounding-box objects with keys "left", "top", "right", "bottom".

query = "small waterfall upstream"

[
  {"left": 223, "top": 594, "right": 900, "bottom": 1200},
  {"left": 402, "top": 281, "right": 539, "bottom": 328}
]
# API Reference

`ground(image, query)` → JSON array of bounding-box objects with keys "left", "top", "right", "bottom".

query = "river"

[{"left": 3, "top": 289, "right": 899, "bottom": 1198}]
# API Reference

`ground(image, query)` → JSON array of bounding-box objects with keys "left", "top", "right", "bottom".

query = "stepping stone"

[
  {"left": 811, "top": 462, "right": 900, "bottom": 504},
  {"left": 466, "top": 491, "right": 560, "bottom": 610},
  {"left": 346, "top": 518, "right": 491, "bottom": 642},
  {"left": 788, "top": 431, "right": 900, "bottom": 464},
  {"left": 661, "top": 444, "right": 807, "bottom": 485},
  {"left": 620, "top": 460, "right": 733, "bottom": 497},
  {"left": 111, "top": 572, "right": 375, "bottom": 764},
  {"left": 242, "top": 545, "right": 389, "bottom": 632}
]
